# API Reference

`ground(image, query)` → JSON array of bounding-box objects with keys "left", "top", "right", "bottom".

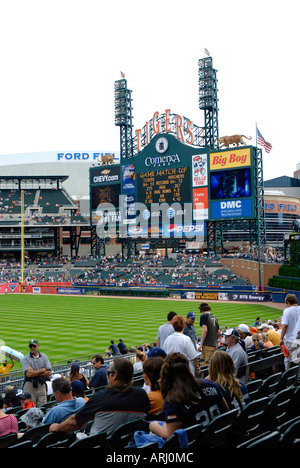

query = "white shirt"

[
  {"left": 163, "top": 332, "right": 199, "bottom": 375},
  {"left": 281, "top": 305, "right": 300, "bottom": 342}
]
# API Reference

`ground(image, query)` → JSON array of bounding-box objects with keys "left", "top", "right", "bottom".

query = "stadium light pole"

[{"left": 21, "top": 190, "right": 24, "bottom": 284}]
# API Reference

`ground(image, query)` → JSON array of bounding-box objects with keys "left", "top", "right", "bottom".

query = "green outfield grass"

[{"left": 0, "top": 294, "right": 283, "bottom": 369}]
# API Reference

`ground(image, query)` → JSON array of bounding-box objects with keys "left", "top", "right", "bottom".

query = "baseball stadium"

[{"left": 0, "top": 56, "right": 299, "bottom": 451}]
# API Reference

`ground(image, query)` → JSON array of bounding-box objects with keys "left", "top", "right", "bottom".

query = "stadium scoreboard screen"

[
  {"left": 90, "top": 133, "right": 258, "bottom": 239},
  {"left": 137, "top": 167, "right": 190, "bottom": 205}
]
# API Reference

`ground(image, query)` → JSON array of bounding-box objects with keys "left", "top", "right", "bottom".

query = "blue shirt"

[
  {"left": 43, "top": 397, "right": 86, "bottom": 424},
  {"left": 89, "top": 366, "right": 108, "bottom": 389}
]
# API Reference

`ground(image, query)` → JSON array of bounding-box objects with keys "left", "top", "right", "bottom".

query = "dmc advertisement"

[{"left": 209, "top": 147, "right": 254, "bottom": 220}]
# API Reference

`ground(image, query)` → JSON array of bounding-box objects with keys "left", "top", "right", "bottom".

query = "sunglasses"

[
  {"left": 29, "top": 344, "right": 37, "bottom": 348},
  {"left": 107, "top": 370, "right": 115, "bottom": 376}
]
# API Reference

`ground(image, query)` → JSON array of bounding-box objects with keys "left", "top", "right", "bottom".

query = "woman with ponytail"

[{"left": 149, "top": 352, "right": 228, "bottom": 440}]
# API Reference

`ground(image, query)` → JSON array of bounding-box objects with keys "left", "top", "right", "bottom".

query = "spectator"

[
  {"left": 261, "top": 333, "right": 274, "bottom": 348},
  {"left": 3, "top": 385, "right": 22, "bottom": 409},
  {"left": 142, "top": 356, "right": 164, "bottom": 415},
  {"left": 258, "top": 324, "right": 281, "bottom": 346},
  {"left": 0, "top": 394, "right": 18, "bottom": 436},
  {"left": 223, "top": 328, "right": 248, "bottom": 384},
  {"left": 254, "top": 317, "right": 261, "bottom": 328},
  {"left": 156, "top": 311, "right": 177, "bottom": 349},
  {"left": 68, "top": 362, "right": 89, "bottom": 390},
  {"left": 42, "top": 377, "right": 86, "bottom": 424},
  {"left": 133, "top": 352, "right": 146, "bottom": 374},
  {"left": 0, "top": 357, "right": 14, "bottom": 381},
  {"left": 88, "top": 354, "right": 108, "bottom": 389},
  {"left": 206, "top": 350, "right": 250, "bottom": 410},
  {"left": 163, "top": 315, "right": 200, "bottom": 377},
  {"left": 250, "top": 333, "right": 264, "bottom": 352},
  {"left": 108, "top": 340, "right": 118, "bottom": 355},
  {"left": 237, "top": 324, "right": 253, "bottom": 349},
  {"left": 22, "top": 339, "right": 52, "bottom": 407},
  {"left": 198, "top": 302, "right": 222, "bottom": 366},
  {"left": 20, "top": 407, "right": 45, "bottom": 430},
  {"left": 149, "top": 352, "right": 228, "bottom": 440},
  {"left": 19, "top": 392, "right": 35, "bottom": 409},
  {"left": 71, "top": 380, "right": 89, "bottom": 402},
  {"left": 280, "top": 294, "right": 300, "bottom": 368},
  {"left": 183, "top": 311, "right": 197, "bottom": 349},
  {"left": 49, "top": 357, "right": 150, "bottom": 437},
  {"left": 117, "top": 339, "right": 128, "bottom": 355}
]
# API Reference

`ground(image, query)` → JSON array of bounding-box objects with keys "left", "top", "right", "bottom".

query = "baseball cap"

[
  {"left": 237, "top": 324, "right": 251, "bottom": 335},
  {"left": 223, "top": 328, "right": 240, "bottom": 339},
  {"left": 71, "top": 380, "right": 85, "bottom": 393},
  {"left": 187, "top": 311, "right": 196, "bottom": 319},
  {"left": 29, "top": 339, "right": 39, "bottom": 346},
  {"left": 19, "top": 392, "right": 31, "bottom": 400},
  {"left": 147, "top": 347, "right": 167, "bottom": 358}
]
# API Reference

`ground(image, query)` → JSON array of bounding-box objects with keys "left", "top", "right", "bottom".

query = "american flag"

[{"left": 256, "top": 127, "right": 272, "bottom": 153}]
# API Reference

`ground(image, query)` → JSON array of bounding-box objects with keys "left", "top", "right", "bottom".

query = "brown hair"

[
  {"left": 171, "top": 315, "right": 186, "bottom": 332},
  {"left": 285, "top": 294, "right": 298, "bottom": 306},
  {"left": 142, "top": 356, "right": 164, "bottom": 391},
  {"left": 208, "top": 350, "right": 242, "bottom": 400},
  {"left": 110, "top": 357, "right": 133, "bottom": 391}
]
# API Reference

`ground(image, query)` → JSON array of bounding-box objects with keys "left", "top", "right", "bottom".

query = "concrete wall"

[{"left": 221, "top": 258, "right": 281, "bottom": 287}]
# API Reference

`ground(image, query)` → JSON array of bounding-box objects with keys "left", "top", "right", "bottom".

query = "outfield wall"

[{"left": 2, "top": 280, "right": 297, "bottom": 303}]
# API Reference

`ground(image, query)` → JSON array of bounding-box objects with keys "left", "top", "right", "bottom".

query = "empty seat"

[
  {"left": 68, "top": 431, "right": 107, "bottom": 448},
  {"left": 230, "top": 397, "right": 269, "bottom": 446},
  {"left": 261, "top": 387, "right": 296, "bottom": 431},
  {"left": 278, "top": 366, "right": 299, "bottom": 391}
]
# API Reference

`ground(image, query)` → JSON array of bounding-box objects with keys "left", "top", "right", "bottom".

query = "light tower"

[
  {"left": 198, "top": 56, "right": 219, "bottom": 149},
  {"left": 114, "top": 78, "right": 133, "bottom": 160}
]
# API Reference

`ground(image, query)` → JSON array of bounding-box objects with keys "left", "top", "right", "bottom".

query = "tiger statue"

[{"left": 217, "top": 134, "right": 252, "bottom": 148}]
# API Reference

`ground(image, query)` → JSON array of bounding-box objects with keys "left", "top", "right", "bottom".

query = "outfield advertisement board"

[{"left": 90, "top": 133, "right": 257, "bottom": 240}]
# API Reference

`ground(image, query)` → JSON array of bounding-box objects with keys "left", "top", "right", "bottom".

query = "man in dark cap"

[
  {"left": 183, "top": 311, "right": 197, "bottom": 349},
  {"left": 21, "top": 339, "right": 52, "bottom": 407}
]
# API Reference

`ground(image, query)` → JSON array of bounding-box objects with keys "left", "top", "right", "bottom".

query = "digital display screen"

[
  {"left": 91, "top": 184, "right": 121, "bottom": 210},
  {"left": 137, "top": 167, "right": 190, "bottom": 205},
  {"left": 210, "top": 167, "right": 251, "bottom": 199}
]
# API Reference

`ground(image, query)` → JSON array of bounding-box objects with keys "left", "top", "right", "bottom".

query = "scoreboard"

[
  {"left": 137, "top": 167, "right": 190, "bottom": 205},
  {"left": 90, "top": 133, "right": 258, "bottom": 239}
]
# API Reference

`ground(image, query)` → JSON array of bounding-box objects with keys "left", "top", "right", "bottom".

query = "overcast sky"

[{"left": 0, "top": 0, "right": 299, "bottom": 181}]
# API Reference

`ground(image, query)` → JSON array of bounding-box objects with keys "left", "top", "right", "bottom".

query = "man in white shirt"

[
  {"left": 163, "top": 315, "right": 200, "bottom": 376},
  {"left": 280, "top": 294, "right": 300, "bottom": 368}
]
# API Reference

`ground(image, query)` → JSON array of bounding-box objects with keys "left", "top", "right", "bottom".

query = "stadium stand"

[{"left": 1, "top": 343, "right": 299, "bottom": 449}]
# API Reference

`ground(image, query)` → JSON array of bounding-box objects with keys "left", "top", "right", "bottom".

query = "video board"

[{"left": 89, "top": 134, "right": 257, "bottom": 239}]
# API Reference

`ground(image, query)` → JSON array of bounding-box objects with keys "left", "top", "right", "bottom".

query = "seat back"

[
  {"left": 279, "top": 419, "right": 300, "bottom": 447},
  {"left": 34, "top": 431, "right": 76, "bottom": 448},
  {"left": 246, "top": 430, "right": 281, "bottom": 448},
  {"left": 201, "top": 408, "right": 239, "bottom": 448},
  {"left": 18, "top": 423, "right": 52, "bottom": 444},
  {"left": 68, "top": 431, "right": 107, "bottom": 448},
  {"left": 0, "top": 433, "right": 18, "bottom": 448},
  {"left": 231, "top": 397, "right": 269, "bottom": 445},
  {"left": 106, "top": 418, "right": 150, "bottom": 449},
  {"left": 257, "top": 372, "right": 282, "bottom": 397},
  {"left": 278, "top": 366, "right": 299, "bottom": 390},
  {"left": 246, "top": 379, "right": 263, "bottom": 400},
  {"left": 262, "top": 387, "right": 296, "bottom": 431}
]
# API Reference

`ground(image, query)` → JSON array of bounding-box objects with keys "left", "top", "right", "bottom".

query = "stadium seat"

[
  {"left": 34, "top": 431, "right": 76, "bottom": 448},
  {"left": 278, "top": 365, "right": 300, "bottom": 391},
  {"left": 106, "top": 418, "right": 150, "bottom": 449},
  {"left": 198, "top": 408, "right": 239, "bottom": 448},
  {"left": 68, "top": 431, "right": 107, "bottom": 448},
  {"left": 261, "top": 387, "right": 296, "bottom": 431},
  {"left": 230, "top": 397, "right": 269, "bottom": 446},
  {"left": 16, "top": 423, "right": 52, "bottom": 445},
  {"left": 256, "top": 372, "right": 282, "bottom": 398},
  {"left": 239, "top": 430, "right": 281, "bottom": 448},
  {"left": 246, "top": 379, "right": 263, "bottom": 400},
  {"left": 278, "top": 419, "right": 300, "bottom": 447},
  {"left": 8, "top": 439, "right": 34, "bottom": 449},
  {"left": 0, "top": 433, "right": 18, "bottom": 448}
]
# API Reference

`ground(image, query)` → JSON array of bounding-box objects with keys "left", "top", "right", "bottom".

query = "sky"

[{"left": 0, "top": 0, "right": 299, "bottom": 181}]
